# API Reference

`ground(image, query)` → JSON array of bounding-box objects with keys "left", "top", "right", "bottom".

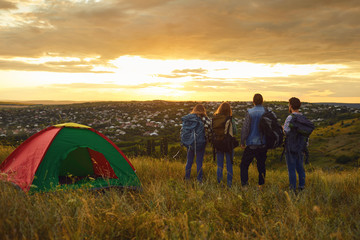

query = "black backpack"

[
  {"left": 285, "top": 114, "right": 315, "bottom": 153},
  {"left": 289, "top": 114, "right": 315, "bottom": 137},
  {"left": 259, "top": 109, "right": 284, "bottom": 149},
  {"left": 212, "top": 115, "right": 239, "bottom": 153}
]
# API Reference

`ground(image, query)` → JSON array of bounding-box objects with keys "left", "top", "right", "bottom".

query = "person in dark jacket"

[
  {"left": 240, "top": 93, "right": 267, "bottom": 188},
  {"left": 283, "top": 97, "right": 306, "bottom": 191}
]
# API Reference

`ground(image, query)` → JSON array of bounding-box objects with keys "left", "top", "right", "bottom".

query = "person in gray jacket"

[{"left": 240, "top": 93, "right": 267, "bottom": 188}]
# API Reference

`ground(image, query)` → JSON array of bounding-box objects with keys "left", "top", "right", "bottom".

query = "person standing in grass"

[
  {"left": 212, "top": 102, "right": 237, "bottom": 187},
  {"left": 181, "top": 104, "right": 213, "bottom": 183},
  {"left": 283, "top": 97, "right": 307, "bottom": 191},
  {"left": 240, "top": 93, "right": 267, "bottom": 188}
]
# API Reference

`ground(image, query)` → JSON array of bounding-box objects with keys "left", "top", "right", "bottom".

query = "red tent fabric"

[
  {"left": 88, "top": 148, "right": 117, "bottom": 178},
  {"left": 0, "top": 127, "right": 61, "bottom": 190}
]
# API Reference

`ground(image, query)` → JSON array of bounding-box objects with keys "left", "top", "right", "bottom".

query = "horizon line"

[{"left": 1, "top": 99, "right": 360, "bottom": 105}]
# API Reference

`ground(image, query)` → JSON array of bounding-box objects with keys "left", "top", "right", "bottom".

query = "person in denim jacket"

[{"left": 240, "top": 93, "right": 267, "bottom": 188}]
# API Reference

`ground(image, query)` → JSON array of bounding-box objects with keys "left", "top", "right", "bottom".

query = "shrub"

[{"left": 335, "top": 155, "right": 353, "bottom": 164}]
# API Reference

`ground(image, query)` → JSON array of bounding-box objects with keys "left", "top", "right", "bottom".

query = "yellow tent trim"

[{"left": 54, "top": 123, "right": 91, "bottom": 129}]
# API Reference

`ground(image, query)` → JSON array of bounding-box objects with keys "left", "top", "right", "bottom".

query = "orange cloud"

[
  {"left": 0, "top": 1, "right": 359, "bottom": 103},
  {"left": 0, "top": 0, "right": 359, "bottom": 64},
  {"left": 0, "top": 0, "right": 17, "bottom": 10},
  {"left": 0, "top": 59, "right": 111, "bottom": 73}
]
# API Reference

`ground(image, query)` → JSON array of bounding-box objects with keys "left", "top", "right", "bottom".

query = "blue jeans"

[
  {"left": 185, "top": 145, "right": 206, "bottom": 182},
  {"left": 285, "top": 151, "right": 305, "bottom": 190},
  {"left": 217, "top": 151, "right": 233, "bottom": 187}
]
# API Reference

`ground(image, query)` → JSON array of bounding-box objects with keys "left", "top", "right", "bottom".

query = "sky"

[{"left": 0, "top": 0, "right": 359, "bottom": 103}]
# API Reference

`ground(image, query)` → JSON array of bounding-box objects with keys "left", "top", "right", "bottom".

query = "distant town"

[{"left": 1, "top": 101, "right": 359, "bottom": 153}]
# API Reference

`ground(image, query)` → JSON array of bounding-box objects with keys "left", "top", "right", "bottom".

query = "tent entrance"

[{"left": 58, "top": 147, "right": 118, "bottom": 185}]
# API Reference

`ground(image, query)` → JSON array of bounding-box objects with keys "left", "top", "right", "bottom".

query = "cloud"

[
  {"left": 157, "top": 74, "right": 206, "bottom": 79},
  {"left": 155, "top": 68, "right": 208, "bottom": 78},
  {"left": 156, "top": 74, "right": 185, "bottom": 79},
  {"left": 48, "top": 80, "right": 243, "bottom": 94},
  {"left": 1, "top": 72, "right": 359, "bottom": 102},
  {"left": 175, "top": 65, "right": 360, "bottom": 98},
  {"left": 0, "top": 0, "right": 17, "bottom": 10},
  {"left": 117, "top": 0, "right": 172, "bottom": 10},
  {"left": 0, "top": 0, "right": 359, "bottom": 103},
  {"left": 172, "top": 68, "right": 208, "bottom": 74},
  {"left": 308, "top": 90, "right": 335, "bottom": 97},
  {"left": 0, "top": 86, "right": 135, "bottom": 101},
  {"left": 0, "top": 0, "right": 359, "bottom": 65},
  {"left": 49, "top": 82, "right": 169, "bottom": 89},
  {"left": 0, "top": 59, "right": 112, "bottom": 73}
]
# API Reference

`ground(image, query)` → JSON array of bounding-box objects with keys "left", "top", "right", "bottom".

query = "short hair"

[
  {"left": 289, "top": 97, "right": 301, "bottom": 110},
  {"left": 253, "top": 93, "right": 263, "bottom": 105}
]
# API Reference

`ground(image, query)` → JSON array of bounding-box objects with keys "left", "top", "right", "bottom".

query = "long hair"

[
  {"left": 191, "top": 104, "right": 207, "bottom": 117},
  {"left": 214, "top": 102, "right": 232, "bottom": 116}
]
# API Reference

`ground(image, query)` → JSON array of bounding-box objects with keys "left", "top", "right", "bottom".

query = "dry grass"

[
  {"left": 0, "top": 147, "right": 359, "bottom": 239},
  {"left": 0, "top": 145, "right": 14, "bottom": 163}
]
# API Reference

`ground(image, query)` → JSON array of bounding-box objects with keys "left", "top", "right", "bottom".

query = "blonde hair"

[
  {"left": 214, "top": 102, "right": 232, "bottom": 116},
  {"left": 191, "top": 104, "right": 207, "bottom": 117}
]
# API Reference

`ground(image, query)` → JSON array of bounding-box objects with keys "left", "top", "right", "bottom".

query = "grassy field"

[{"left": 0, "top": 144, "right": 359, "bottom": 239}]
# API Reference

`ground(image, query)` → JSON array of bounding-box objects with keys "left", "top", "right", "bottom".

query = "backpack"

[
  {"left": 259, "top": 109, "right": 284, "bottom": 149},
  {"left": 212, "top": 115, "right": 239, "bottom": 153},
  {"left": 289, "top": 114, "right": 315, "bottom": 137},
  {"left": 180, "top": 114, "right": 206, "bottom": 149},
  {"left": 286, "top": 114, "right": 314, "bottom": 153}
]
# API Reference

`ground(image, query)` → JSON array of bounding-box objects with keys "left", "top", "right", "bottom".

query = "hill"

[
  {"left": 0, "top": 152, "right": 359, "bottom": 239},
  {"left": 309, "top": 118, "right": 360, "bottom": 168},
  {"left": 315, "top": 102, "right": 360, "bottom": 109},
  {"left": 0, "top": 101, "right": 34, "bottom": 108},
  {"left": 0, "top": 100, "right": 84, "bottom": 107}
]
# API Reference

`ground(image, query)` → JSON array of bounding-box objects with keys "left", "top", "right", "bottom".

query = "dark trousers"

[{"left": 240, "top": 146, "right": 267, "bottom": 186}]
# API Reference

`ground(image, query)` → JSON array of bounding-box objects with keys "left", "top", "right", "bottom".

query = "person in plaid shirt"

[
  {"left": 201, "top": 115, "right": 213, "bottom": 143},
  {"left": 183, "top": 104, "right": 213, "bottom": 183}
]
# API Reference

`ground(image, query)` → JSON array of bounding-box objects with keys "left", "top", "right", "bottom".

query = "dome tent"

[{"left": 0, "top": 123, "right": 140, "bottom": 192}]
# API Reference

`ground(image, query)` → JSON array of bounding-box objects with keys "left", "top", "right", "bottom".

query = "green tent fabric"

[
  {"left": 59, "top": 147, "right": 95, "bottom": 177},
  {"left": 1, "top": 123, "right": 141, "bottom": 192}
]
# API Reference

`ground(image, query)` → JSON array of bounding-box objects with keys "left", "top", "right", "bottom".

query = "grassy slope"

[
  {"left": 1, "top": 148, "right": 359, "bottom": 239},
  {"left": 309, "top": 118, "right": 360, "bottom": 167}
]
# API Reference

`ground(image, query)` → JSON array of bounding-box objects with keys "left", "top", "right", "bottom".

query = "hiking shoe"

[{"left": 242, "top": 184, "right": 249, "bottom": 191}]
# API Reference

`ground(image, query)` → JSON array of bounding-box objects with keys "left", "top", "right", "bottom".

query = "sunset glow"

[{"left": 0, "top": 0, "right": 359, "bottom": 103}]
